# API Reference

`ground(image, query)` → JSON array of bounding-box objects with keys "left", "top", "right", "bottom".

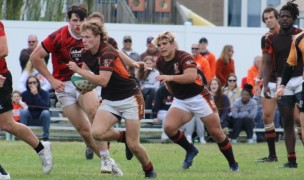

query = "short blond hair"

[
  {"left": 80, "top": 20, "right": 108, "bottom": 40},
  {"left": 153, "top": 31, "right": 175, "bottom": 46}
]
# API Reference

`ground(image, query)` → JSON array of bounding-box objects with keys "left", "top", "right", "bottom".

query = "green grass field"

[{"left": 1, "top": 140, "right": 304, "bottom": 179}]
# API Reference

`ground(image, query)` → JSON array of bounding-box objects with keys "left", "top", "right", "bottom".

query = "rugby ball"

[{"left": 71, "top": 72, "right": 97, "bottom": 91}]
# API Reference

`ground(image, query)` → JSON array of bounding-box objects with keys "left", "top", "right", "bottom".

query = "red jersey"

[
  {"left": 42, "top": 25, "right": 83, "bottom": 81},
  {"left": 82, "top": 42, "right": 139, "bottom": 101},
  {"left": 0, "top": 21, "right": 8, "bottom": 75},
  {"left": 156, "top": 50, "right": 203, "bottom": 99}
]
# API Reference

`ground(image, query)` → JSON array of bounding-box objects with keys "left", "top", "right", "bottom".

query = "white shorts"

[
  {"left": 55, "top": 81, "right": 81, "bottom": 108},
  {"left": 171, "top": 94, "right": 214, "bottom": 118},
  {"left": 284, "top": 76, "right": 303, "bottom": 95},
  {"left": 261, "top": 82, "right": 277, "bottom": 98},
  {"left": 99, "top": 91, "right": 145, "bottom": 121},
  {"left": 157, "top": 110, "right": 168, "bottom": 122}
]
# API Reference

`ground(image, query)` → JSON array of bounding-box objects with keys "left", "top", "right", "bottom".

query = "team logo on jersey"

[
  {"left": 103, "top": 59, "right": 112, "bottom": 67},
  {"left": 70, "top": 47, "right": 83, "bottom": 62},
  {"left": 173, "top": 63, "right": 180, "bottom": 74}
]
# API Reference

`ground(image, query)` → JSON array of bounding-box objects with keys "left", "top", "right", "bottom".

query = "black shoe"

[
  {"left": 85, "top": 147, "right": 94, "bottom": 160},
  {"left": 145, "top": 169, "right": 157, "bottom": 179},
  {"left": 279, "top": 162, "right": 298, "bottom": 168},
  {"left": 230, "top": 162, "right": 239, "bottom": 172},
  {"left": 182, "top": 146, "right": 199, "bottom": 169},
  {"left": 42, "top": 137, "right": 49, "bottom": 141},
  {"left": 256, "top": 156, "right": 278, "bottom": 163},
  {"left": 125, "top": 143, "right": 133, "bottom": 160}
]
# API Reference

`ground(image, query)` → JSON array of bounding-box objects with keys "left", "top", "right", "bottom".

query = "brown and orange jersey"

[
  {"left": 156, "top": 50, "right": 203, "bottom": 100},
  {"left": 286, "top": 31, "right": 304, "bottom": 66},
  {"left": 265, "top": 27, "right": 302, "bottom": 78},
  {"left": 82, "top": 42, "right": 138, "bottom": 101}
]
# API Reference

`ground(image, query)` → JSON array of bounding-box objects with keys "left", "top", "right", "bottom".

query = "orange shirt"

[
  {"left": 216, "top": 58, "right": 235, "bottom": 86},
  {"left": 195, "top": 54, "right": 211, "bottom": 82},
  {"left": 201, "top": 51, "right": 216, "bottom": 78},
  {"left": 12, "top": 103, "right": 23, "bottom": 121},
  {"left": 287, "top": 31, "right": 304, "bottom": 66},
  {"left": 246, "top": 65, "right": 258, "bottom": 87}
]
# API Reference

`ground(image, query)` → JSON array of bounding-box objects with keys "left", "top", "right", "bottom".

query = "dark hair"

[
  {"left": 208, "top": 78, "right": 224, "bottom": 109},
  {"left": 242, "top": 84, "right": 253, "bottom": 98},
  {"left": 26, "top": 75, "right": 41, "bottom": 92},
  {"left": 280, "top": 0, "right": 299, "bottom": 21},
  {"left": 67, "top": 4, "right": 88, "bottom": 21},
  {"left": 199, "top": 37, "right": 208, "bottom": 44},
  {"left": 224, "top": 73, "right": 237, "bottom": 88},
  {"left": 262, "top": 7, "right": 279, "bottom": 23}
]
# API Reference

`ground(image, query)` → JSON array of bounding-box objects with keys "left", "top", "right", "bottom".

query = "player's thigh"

[
  {"left": 125, "top": 119, "right": 141, "bottom": 144},
  {"left": 78, "top": 90, "right": 99, "bottom": 117},
  {"left": 165, "top": 107, "right": 193, "bottom": 131},
  {"left": 92, "top": 110, "right": 118, "bottom": 135},
  {"left": 63, "top": 103, "right": 91, "bottom": 131}
]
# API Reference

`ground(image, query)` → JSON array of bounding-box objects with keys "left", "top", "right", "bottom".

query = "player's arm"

[
  {"left": 118, "top": 50, "right": 146, "bottom": 69},
  {"left": 156, "top": 67, "right": 197, "bottom": 84},
  {"left": 0, "top": 33, "right": 8, "bottom": 58}
]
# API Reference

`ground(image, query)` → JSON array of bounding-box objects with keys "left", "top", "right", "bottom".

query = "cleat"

[
  {"left": 85, "top": 147, "right": 94, "bottom": 160},
  {"left": 279, "top": 162, "right": 298, "bottom": 168},
  {"left": 110, "top": 158, "right": 123, "bottom": 176},
  {"left": 230, "top": 162, "right": 239, "bottom": 172},
  {"left": 0, "top": 172, "right": 10, "bottom": 180},
  {"left": 100, "top": 156, "right": 112, "bottom": 174},
  {"left": 125, "top": 143, "right": 133, "bottom": 160},
  {"left": 38, "top": 141, "right": 53, "bottom": 174},
  {"left": 256, "top": 156, "right": 278, "bottom": 163},
  {"left": 182, "top": 146, "right": 199, "bottom": 169},
  {"left": 144, "top": 169, "right": 157, "bottom": 179}
]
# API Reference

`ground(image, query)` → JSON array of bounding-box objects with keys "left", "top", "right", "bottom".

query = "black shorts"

[{"left": 0, "top": 71, "right": 13, "bottom": 114}]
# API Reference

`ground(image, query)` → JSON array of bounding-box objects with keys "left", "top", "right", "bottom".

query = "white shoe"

[
  {"left": 0, "top": 172, "right": 10, "bottom": 180},
  {"left": 100, "top": 156, "right": 112, "bottom": 174},
  {"left": 247, "top": 139, "right": 254, "bottom": 144},
  {"left": 199, "top": 137, "right": 206, "bottom": 144},
  {"left": 186, "top": 135, "right": 192, "bottom": 143},
  {"left": 231, "top": 139, "right": 237, "bottom": 144},
  {"left": 110, "top": 158, "right": 123, "bottom": 176},
  {"left": 38, "top": 141, "right": 53, "bottom": 174}
]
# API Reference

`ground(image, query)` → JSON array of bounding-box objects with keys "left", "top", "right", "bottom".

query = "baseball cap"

[
  {"left": 147, "top": 36, "right": 154, "bottom": 43},
  {"left": 123, "top": 35, "right": 132, "bottom": 41},
  {"left": 199, "top": 37, "right": 208, "bottom": 44}
]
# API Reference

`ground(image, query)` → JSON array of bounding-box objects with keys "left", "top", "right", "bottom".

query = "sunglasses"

[
  {"left": 191, "top": 48, "right": 199, "bottom": 50},
  {"left": 124, "top": 40, "right": 132, "bottom": 43},
  {"left": 28, "top": 41, "right": 36, "bottom": 43},
  {"left": 228, "top": 79, "right": 236, "bottom": 82},
  {"left": 28, "top": 81, "right": 37, "bottom": 84}
]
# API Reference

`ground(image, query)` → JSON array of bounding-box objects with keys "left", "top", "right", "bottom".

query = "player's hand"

[
  {"left": 263, "top": 86, "right": 272, "bottom": 99},
  {"left": 156, "top": 75, "right": 173, "bottom": 84},
  {"left": 0, "top": 75, "right": 6, "bottom": 88},
  {"left": 68, "top": 61, "right": 81, "bottom": 73},
  {"left": 275, "top": 85, "right": 285, "bottom": 98},
  {"left": 50, "top": 79, "right": 65, "bottom": 93}
]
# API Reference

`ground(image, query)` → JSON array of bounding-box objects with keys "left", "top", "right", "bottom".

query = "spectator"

[
  {"left": 137, "top": 56, "right": 160, "bottom": 116},
  {"left": 216, "top": 45, "right": 235, "bottom": 86},
  {"left": 121, "top": 35, "right": 140, "bottom": 62},
  {"left": 191, "top": 43, "right": 211, "bottom": 82},
  {"left": 18, "top": 61, "right": 52, "bottom": 93},
  {"left": 140, "top": 36, "right": 160, "bottom": 64},
  {"left": 20, "top": 76, "right": 50, "bottom": 141},
  {"left": 223, "top": 73, "right": 242, "bottom": 108},
  {"left": 208, "top": 78, "right": 230, "bottom": 135},
  {"left": 231, "top": 84, "right": 257, "bottom": 144},
  {"left": 246, "top": 56, "right": 262, "bottom": 88},
  {"left": 152, "top": 84, "right": 174, "bottom": 140},
  {"left": 5, "top": 90, "right": 28, "bottom": 141},
  {"left": 199, "top": 37, "right": 216, "bottom": 79},
  {"left": 19, "top": 34, "right": 49, "bottom": 72}
]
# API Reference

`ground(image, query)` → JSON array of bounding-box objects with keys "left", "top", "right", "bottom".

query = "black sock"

[
  {"left": 143, "top": 162, "right": 153, "bottom": 173},
  {"left": 0, "top": 165, "right": 8, "bottom": 175},
  {"left": 34, "top": 141, "right": 44, "bottom": 153},
  {"left": 218, "top": 137, "right": 236, "bottom": 166},
  {"left": 265, "top": 130, "right": 277, "bottom": 157},
  {"left": 288, "top": 152, "right": 296, "bottom": 164},
  {"left": 117, "top": 131, "right": 126, "bottom": 143},
  {"left": 169, "top": 130, "right": 193, "bottom": 152}
]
